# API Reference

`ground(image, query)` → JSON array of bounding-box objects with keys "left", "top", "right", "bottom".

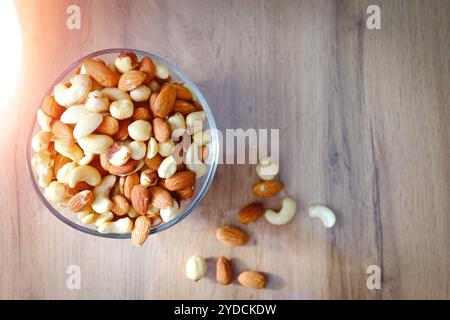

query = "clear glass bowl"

[{"left": 26, "top": 48, "right": 219, "bottom": 238}]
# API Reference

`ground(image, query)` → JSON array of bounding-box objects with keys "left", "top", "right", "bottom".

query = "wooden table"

[{"left": 1, "top": 0, "right": 449, "bottom": 299}]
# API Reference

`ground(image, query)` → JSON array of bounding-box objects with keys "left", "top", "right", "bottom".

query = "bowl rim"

[{"left": 26, "top": 48, "right": 219, "bottom": 239}]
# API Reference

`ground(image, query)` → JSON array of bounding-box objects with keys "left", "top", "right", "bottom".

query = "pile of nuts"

[
  {"left": 31, "top": 51, "right": 211, "bottom": 246},
  {"left": 185, "top": 157, "right": 337, "bottom": 289}
]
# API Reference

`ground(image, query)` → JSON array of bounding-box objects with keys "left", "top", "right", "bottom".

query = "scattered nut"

[
  {"left": 264, "top": 197, "right": 297, "bottom": 225},
  {"left": 256, "top": 157, "right": 279, "bottom": 181},
  {"left": 216, "top": 225, "right": 248, "bottom": 246},
  {"left": 186, "top": 256, "right": 207, "bottom": 281},
  {"left": 252, "top": 180, "right": 284, "bottom": 197},
  {"left": 216, "top": 256, "right": 232, "bottom": 285},
  {"left": 238, "top": 202, "right": 263, "bottom": 224},
  {"left": 237, "top": 271, "right": 267, "bottom": 289},
  {"left": 308, "top": 205, "right": 336, "bottom": 228},
  {"left": 131, "top": 215, "right": 152, "bottom": 247}
]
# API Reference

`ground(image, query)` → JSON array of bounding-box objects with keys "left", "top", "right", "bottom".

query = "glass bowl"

[{"left": 26, "top": 48, "right": 219, "bottom": 238}]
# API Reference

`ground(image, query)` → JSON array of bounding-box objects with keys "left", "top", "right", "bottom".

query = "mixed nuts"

[{"left": 31, "top": 51, "right": 211, "bottom": 246}]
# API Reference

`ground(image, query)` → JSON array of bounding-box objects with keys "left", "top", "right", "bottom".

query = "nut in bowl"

[{"left": 27, "top": 49, "right": 219, "bottom": 245}]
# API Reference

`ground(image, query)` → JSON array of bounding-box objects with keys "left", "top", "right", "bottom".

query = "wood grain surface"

[{"left": 1, "top": 0, "right": 450, "bottom": 299}]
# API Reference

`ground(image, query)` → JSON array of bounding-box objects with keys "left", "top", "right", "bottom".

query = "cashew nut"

[
  {"left": 56, "top": 161, "right": 78, "bottom": 184},
  {"left": 31, "top": 152, "right": 54, "bottom": 187},
  {"left": 130, "top": 85, "right": 151, "bottom": 102},
  {"left": 264, "top": 197, "right": 297, "bottom": 225},
  {"left": 256, "top": 157, "right": 279, "bottom": 181},
  {"left": 67, "top": 165, "right": 102, "bottom": 188},
  {"left": 97, "top": 217, "right": 133, "bottom": 234},
  {"left": 37, "top": 108, "right": 52, "bottom": 132},
  {"left": 128, "top": 140, "right": 146, "bottom": 160},
  {"left": 160, "top": 199, "right": 181, "bottom": 222},
  {"left": 186, "top": 256, "right": 207, "bottom": 281},
  {"left": 91, "top": 175, "right": 116, "bottom": 213},
  {"left": 85, "top": 90, "right": 109, "bottom": 112},
  {"left": 77, "top": 134, "right": 114, "bottom": 154},
  {"left": 78, "top": 151, "right": 95, "bottom": 165},
  {"left": 155, "top": 62, "right": 169, "bottom": 79},
  {"left": 53, "top": 74, "right": 92, "bottom": 107},
  {"left": 158, "top": 155, "right": 177, "bottom": 178},
  {"left": 192, "top": 129, "right": 211, "bottom": 146},
  {"left": 54, "top": 140, "right": 84, "bottom": 162},
  {"left": 110, "top": 99, "right": 134, "bottom": 120},
  {"left": 32, "top": 131, "right": 52, "bottom": 153},
  {"left": 94, "top": 211, "right": 114, "bottom": 227},
  {"left": 60, "top": 105, "right": 90, "bottom": 124},
  {"left": 308, "top": 205, "right": 336, "bottom": 228},
  {"left": 128, "top": 120, "right": 151, "bottom": 141},
  {"left": 186, "top": 111, "right": 205, "bottom": 134},
  {"left": 101, "top": 87, "right": 131, "bottom": 101},
  {"left": 185, "top": 143, "right": 207, "bottom": 178},
  {"left": 73, "top": 113, "right": 104, "bottom": 139},
  {"left": 78, "top": 208, "right": 98, "bottom": 225},
  {"left": 44, "top": 181, "right": 69, "bottom": 204},
  {"left": 146, "top": 137, "right": 158, "bottom": 159},
  {"left": 158, "top": 139, "right": 175, "bottom": 157}
]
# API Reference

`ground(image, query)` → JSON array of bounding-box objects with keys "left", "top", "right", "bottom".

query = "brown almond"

[
  {"left": 174, "top": 186, "right": 195, "bottom": 201},
  {"left": 152, "top": 84, "right": 176, "bottom": 117},
  {"left": 108, "top": 159, "right": 139, "bottom": 176},
  {"left": 130, "top": 185, "right": 149, "bottom": 215},
  {"left": 164, "top": 171, "right": 196, "bottom": 191},
  {"left": 123, "top": 173, "right": 139, "bottom": 200},
  {"left": 84, "top": 58, "right": 119, "bottom": 87},
  {"left": 67, "top": 190, "right": 94, "bottom": 213},
  {"left": 131, "top": 216, "right": 151, "bottom": 247},
  {"left": 172, "top": 83, "right": 193, "bottom": 101},
  {"left": 41, "top": 96, "right": 65, "bottom": 119},
  {"left": 73, "top": 181, "right": 94, "bottom": 192},
  {"left": 118, "top": 70, "right": 146, "bottom": 92},
  {"left": 216, "top": 225, "right": 248, "bottom": 246},
  {"left": 114, "top": 119, "right": 132, "bottom": 141},
  {"left": 237, "top": 271, "right": 267, "bottom": 289},
  {"left": 51, "top": 120, "right": 74, "bottom": 145},
  {"left": 133, "top": 107, "right": 152, "bottom": 121},
  {"left": 118, "top": 51, "right": 139, "bottom": 69},
  {"left": 216, "top": 256, "right": 232, "bottom": 285},
  {"left": 252, "top": 180, "right": 284, "bottom": 197},
  {"left": 172, "top": 100, "right": 197, "bottom": 115},
  {"left": 139, "top": 56, "right": 156, "bottom": 84},
  {"left": 152, "top": 117, "right": 171, "bottom": 142},
  {"left": 96, "top": 115, "right": 119, "bottom": 136},
  {"left": 148, "top": 186, "right": 173, "bottom": 209},
  {"left": 193, "top": 100, "right": 204, "bottom": 111},
  {"left": 237, "top": 202, "right": 263, "bottom": 224},
  {"left": 52, "top": 153, "right": 71, "bottom": 177},
  {"left": 64, "top": 185, "right": 79, "bottom": 198},
  {"left": 111, "top": 194, "right": 130, "bottom": 216},
  {"left": 144, "top": 153, "right": 164, "bottom": 170},
  {"left": 149, "top": 92, "right": 158, "bottom": 112}
]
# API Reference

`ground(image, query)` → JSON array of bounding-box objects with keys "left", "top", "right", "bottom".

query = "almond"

[
  {"left": 164, "top": 171, "right": 196, "bottom": 191},
  {"left": 118, "top": 70, "right": 146, "bottom": 92},
  {"left": 96, "top": 115, "right": 119, "bottom": 136},
  {"left": 130, "top": 185, "right": 149, "bottom": 215},
  {"left": 111, "top": 194, "right": 130, "bottom": 216},
  {"left": 144, "top": 153, "right": 164, "bottom": 170},
  {"left": 172, "top": 100, "right": 197, "bottom": 115},
  {"left": 84, "top": 58, "right": 119, "bottom": 88},
  {"left": 52, "top": 153, "right": 71, "bottom": 177},
  {"left": 172, "top": 83, "right": 193, "bottom": 101},
  {"left": 174, "top": 186, "right": 195, "bottom": 201},
  {"left": 152, "top": 117, "right": 171, "bottom": 142},
  {"left": 152, "top": 84, "right": 176, "bottom": 117},
  {"left": 149, "top": 92, "right": 158, "bottom": 111},
  {"left": 67, "top": 190, "right": 94, "bottom": 213},
  {"left": 252, "top": 180, "right": 284, "bottom": 197},
  {"left": 148, "top": 186, "right": 173, "bottom": 209},
  {"left": 237, "top": 271, "right": 267, "bottom": 289},
  {"left": 73, "top": 181, "right": 94, "bottom": 192},
  {"left": 108, "top": 159, "right": 139, "bottom": 176},
  {"left": 193, "top": 101, "right": 203, "bottom": 111},
  {"left": 118, "top": 51, "right": 139, "bottom": 69},
  {"left": 123, "top": 173, "right": 139, "bottom": 200},
  {"left": 51, "top": 120, "right": 74, "bottom": 145},
  {"left": 216, "top": 256, "right": 232, "bottom": 285},
  {"left": 216, "top": 225, "right": 248, "bottom": 246},
  {"left": 99, "top": 153, "right": 111, "bottom": 171},
  {"left": 114, "top": 119, "right": 132, "bottom": 141},
  {"left": 237, "top": 202, "right": 263, "bottom": 224},
  {"left": 64, "top": 184, "right": 79, "bottom": 198},
  {"left": 131, "top": 215, "right": 151, "bottom": 247},
  {"left": 41, "top": 95, "right": 65, "bottom": 119},
  {"left": 139, "top": 56, "right": 156, "bottom": 84},
  {"left": 133, "top": 107, "right": 152, "bottom": 121}
]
